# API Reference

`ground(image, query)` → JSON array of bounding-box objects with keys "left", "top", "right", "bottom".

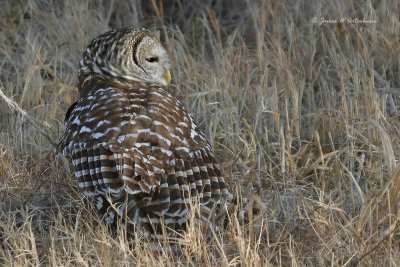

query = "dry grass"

[{"left": 1, "top": 0, "right": 400, "bottom": 266}]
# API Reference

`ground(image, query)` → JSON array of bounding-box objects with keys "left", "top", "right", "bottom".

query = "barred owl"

[{"left": 59, "top": 27, "right": 232, "bottom": 245}]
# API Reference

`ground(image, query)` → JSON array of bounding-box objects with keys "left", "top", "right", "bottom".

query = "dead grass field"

[{"left": 1, "top": 0, "right": 400, "bottom": 266}]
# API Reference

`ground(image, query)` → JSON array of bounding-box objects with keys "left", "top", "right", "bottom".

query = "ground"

[{"left": 1, "top": 0, "right": 400, "bottom": 266}]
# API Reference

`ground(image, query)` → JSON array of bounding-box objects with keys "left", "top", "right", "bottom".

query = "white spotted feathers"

[{"left": 59, "top": 27, "right": 232, "bottom": 245}]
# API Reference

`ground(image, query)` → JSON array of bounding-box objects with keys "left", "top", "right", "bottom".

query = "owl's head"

[{"left": 78, "top": 27, "right": 172, "bottom": 88}]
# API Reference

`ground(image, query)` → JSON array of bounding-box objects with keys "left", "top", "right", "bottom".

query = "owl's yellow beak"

[{"left": 165, "top": 70, "right": 171, "bottom": 84}]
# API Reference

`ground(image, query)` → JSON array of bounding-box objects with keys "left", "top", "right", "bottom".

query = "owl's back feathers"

[{"left": 59, "top": 27, "right": 232, "bottom": 245}]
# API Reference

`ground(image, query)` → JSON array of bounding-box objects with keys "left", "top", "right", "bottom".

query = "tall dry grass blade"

[
  {"left": 248, "top": 194, "right": 264, "bottom": 245},
  {"left": 368, "top": 119, "right": 396, "bottom": 176},
  {"left": 340, "top": 161, "right": 365, "bottom": 205}
]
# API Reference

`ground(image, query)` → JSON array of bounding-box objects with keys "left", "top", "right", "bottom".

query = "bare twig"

[{"left": 0, "top": 86, "right": 58, "bottom": 149}]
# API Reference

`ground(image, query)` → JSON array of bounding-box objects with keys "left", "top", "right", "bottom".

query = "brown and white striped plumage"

[{"left": 59, "top": 27, "right": 232, "bottom": 243}]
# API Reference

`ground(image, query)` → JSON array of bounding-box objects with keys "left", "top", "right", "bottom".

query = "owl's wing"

[{"left": 60, "top": 85, "right": 231, "bottom": 229}]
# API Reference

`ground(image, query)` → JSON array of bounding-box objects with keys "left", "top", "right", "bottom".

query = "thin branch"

[{"left": 0, "top": 87, "right": 58, "bottom": 149}]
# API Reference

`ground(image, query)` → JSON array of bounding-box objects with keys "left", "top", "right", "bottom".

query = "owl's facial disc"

[{"left": 136, "top": 36, "right": 172, "bottom": 86}]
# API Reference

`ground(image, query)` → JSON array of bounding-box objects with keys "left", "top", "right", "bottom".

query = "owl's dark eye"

[{"left": 145, "top": 57, "right": 159, "bottom": 63}]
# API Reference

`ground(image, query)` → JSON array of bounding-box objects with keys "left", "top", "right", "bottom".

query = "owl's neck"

[{"left": 78, "top": 73, "right": 166, "bottom": 97}]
